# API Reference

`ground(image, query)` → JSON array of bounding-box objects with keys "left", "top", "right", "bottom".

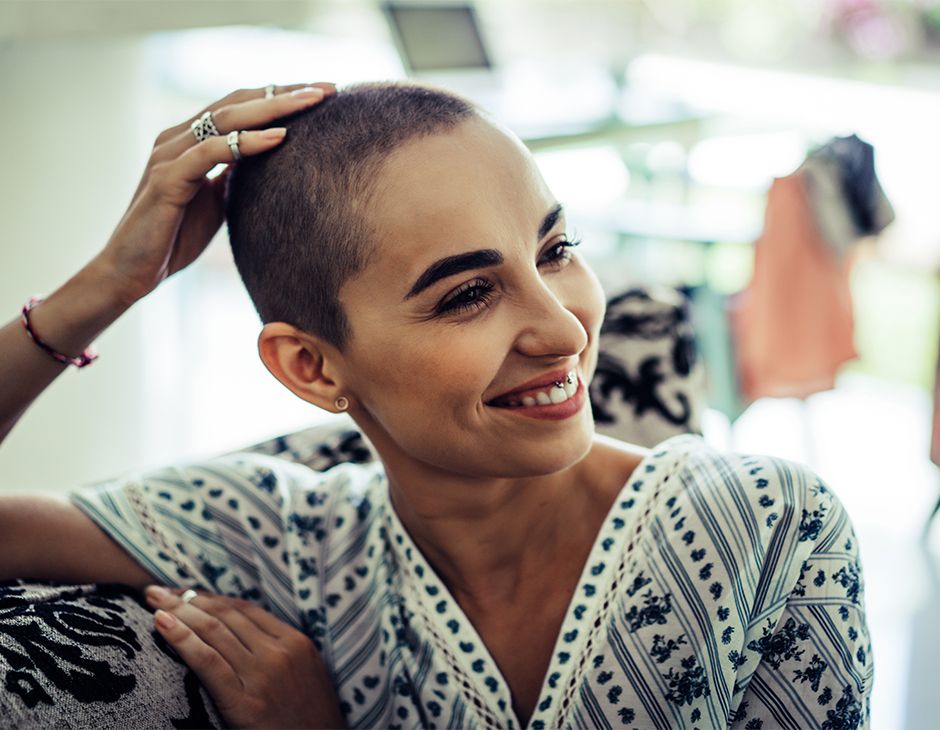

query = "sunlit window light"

[
  {"left": 687, "top": 131, "right": 808, "bottom": 189},
  {"left": 534, "top": 146, "right": 630, "bottom": 212},
  {"left": 145, "top": 26, "right": 405, "bottom": 98}
]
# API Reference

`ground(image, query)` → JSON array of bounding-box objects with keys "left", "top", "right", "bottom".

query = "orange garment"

[{"left": 731, "top": 171, "right": 858, "bottom": 401}]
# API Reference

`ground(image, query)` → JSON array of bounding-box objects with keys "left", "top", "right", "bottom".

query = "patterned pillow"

[
  {"left": 230, "top": 415, "right": 376, "bottom": 469},
  {"left": 0, "top": 580, "right": 224, "bottom": 728},
  {"left": 589, "top": 285, "right": 705, "bottom": 447}
]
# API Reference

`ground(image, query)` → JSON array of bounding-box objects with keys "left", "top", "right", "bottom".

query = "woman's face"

[{"left": 337, "top": 116, "right": 606, "bottom": 479}]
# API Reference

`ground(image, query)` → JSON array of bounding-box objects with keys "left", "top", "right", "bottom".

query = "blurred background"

[{"left": 1, "top": 0, "right": 939, "bottom": 726}]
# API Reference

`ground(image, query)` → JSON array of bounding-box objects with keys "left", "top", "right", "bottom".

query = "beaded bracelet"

[{"left": 20, "top": 295, "right": 98, "bottom": 369}]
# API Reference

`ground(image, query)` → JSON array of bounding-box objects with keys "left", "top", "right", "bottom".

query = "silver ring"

[
  {"left": 181, "top": 588, "right": 198, "bottom": 605},
  {"left": 264, "top": 84, "right": 276, "bottom": 99},
  {"left": 190, "top": 110, "right": 220, "bottom": 143},
  {"left": 227, "top": 130, "right": 242, "bottom": 160}
]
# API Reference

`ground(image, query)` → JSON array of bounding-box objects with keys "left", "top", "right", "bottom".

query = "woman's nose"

[{"left": 513, "top": 281, "right": 589, "bottom": 359}]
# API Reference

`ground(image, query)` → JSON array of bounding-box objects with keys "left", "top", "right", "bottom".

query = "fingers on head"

[
  {"left": 211, "top": 87, "right": 326, "bottom": 134},
  {"left": 192, "top": 129, "right": 286, "bottom": 171},
  {"left": 150, "top": 86, "right": 327, "bottom": 166},
  {"left": 220, "top": 82, "right": 334, "bottom": 107},
  {"left": 154, "top": 81, "right": 335, "bottom": 149},
  {"left": 147, "top": 129, "right": 285, "bottom": 193}
]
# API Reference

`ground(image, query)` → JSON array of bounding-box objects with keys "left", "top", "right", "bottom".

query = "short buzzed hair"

[{"left": 225, "top": 81, "right": 477, "bottom": 349}]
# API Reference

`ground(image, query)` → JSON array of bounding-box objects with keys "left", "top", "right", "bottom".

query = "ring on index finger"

[
  {"left": 190, "top": 110, "right": 220, "bottom": 143},
  {"left": 264, "top": 84, "right": 276, "bottom": 99}
]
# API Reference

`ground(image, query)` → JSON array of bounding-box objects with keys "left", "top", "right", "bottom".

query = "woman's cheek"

[
  {"left": 560, "top": 260, "right": 605, "bottom": 335},
  {"left": 420, "top": 326, "right": 504, "bottom": 396},
  {"left": 367, "top": 325, "right": 494, "bottom": 407}
]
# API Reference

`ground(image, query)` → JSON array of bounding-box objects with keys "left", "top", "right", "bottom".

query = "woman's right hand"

[{"left": 91, "top": 82, "right": 335, "bottom": 307}]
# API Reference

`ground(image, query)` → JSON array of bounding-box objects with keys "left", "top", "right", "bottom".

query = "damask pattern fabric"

[
  {"left": 0, "top": 581, "right": 224, "bottom": 728},
  {"left": 67, "top": 434, "right": 872, "bottom": 729},
  {"left": 590, "top": 287, "right": 706, "bottom": 447}
]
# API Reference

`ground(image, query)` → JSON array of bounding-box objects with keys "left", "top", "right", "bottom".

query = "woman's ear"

[{"left": 257, "top": 322, "right": 348, "bottom": 413}]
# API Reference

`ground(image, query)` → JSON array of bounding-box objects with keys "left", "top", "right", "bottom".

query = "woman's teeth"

[{"left": 495, "top": 371, "right": 578, "bottom": 408}]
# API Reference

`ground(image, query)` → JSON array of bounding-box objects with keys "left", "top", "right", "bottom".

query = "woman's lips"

[
  {"left": 486, "top": 377, "right": 586, "bottom": 421},
  {"left": 488, "top": 369, "right": 578, "bottom": 406}
]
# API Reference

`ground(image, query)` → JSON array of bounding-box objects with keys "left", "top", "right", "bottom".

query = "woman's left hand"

[{"left": 144, "top": 585, "right": 346, "bottom": 729}]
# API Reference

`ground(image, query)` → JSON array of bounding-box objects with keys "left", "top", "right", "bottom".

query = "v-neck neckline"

[{"left": 379, "top": 436, "right": 692, "bottom": 729}]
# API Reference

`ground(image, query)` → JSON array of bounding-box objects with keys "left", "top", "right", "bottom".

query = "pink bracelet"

[{"left": 20, "top": 295, "right": 98, "bottom": 369}]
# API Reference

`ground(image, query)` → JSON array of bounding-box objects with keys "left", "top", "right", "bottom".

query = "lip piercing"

[{"left": 555, "top": 373, "right": 576, "bottom": 388}]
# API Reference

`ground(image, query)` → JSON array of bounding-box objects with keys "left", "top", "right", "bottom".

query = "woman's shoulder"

[
  {"left": 641, "top": 434, "right": 848, "bottom": 549},
  {"left": 196, "top": 450, "right": 388, "bottom": 516},
  {"left": 593, "top": 433, "right": 845, "bottom": 543}
]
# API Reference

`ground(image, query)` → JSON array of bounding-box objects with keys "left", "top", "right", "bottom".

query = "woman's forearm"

[
  {"left": 0, "top": 257, "right": 133, "bottom": 447},
  {"left": 0, "top": 87, "right": 322, "bottom": 452}
]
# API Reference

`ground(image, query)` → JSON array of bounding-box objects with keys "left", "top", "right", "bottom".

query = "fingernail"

[
  {"left": 145, "top": 585, "right": 170, "bottom": 603},
  {"left": 291, "top": 87, "right": 324, "bottom": 99},
  {"left": 261, "top": 127, "right": 287, "bottom": 141},
  {"left": 155, "top": 609, "right": 176, "bottom": 630}
]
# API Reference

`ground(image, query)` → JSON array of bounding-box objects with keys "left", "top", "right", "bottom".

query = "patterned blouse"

[{"left": 68, "top": 434, "right": 872, "bottom": 729}]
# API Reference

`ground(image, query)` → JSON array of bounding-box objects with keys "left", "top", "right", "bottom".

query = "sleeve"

[
  {"left": 67, "top": 451, "right": 323, "bottom": 624},
  {"left": 729, "top": 469, "right": 873, "bottom": 730}
]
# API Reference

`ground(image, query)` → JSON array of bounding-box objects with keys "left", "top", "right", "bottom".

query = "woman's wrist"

[{"left": 25, "top": 261, "right": 136, "bottom": 361}]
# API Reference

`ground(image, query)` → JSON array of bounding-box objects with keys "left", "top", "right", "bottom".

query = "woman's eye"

[
  {"left": 539, "top": 236, "right": 582, "bottom": 267},
  {"left": 433, "top": 236, "right": 582, "bottom": 317},
  {"left": 436, "top": 280, "right": 494, "bottom": 315}
]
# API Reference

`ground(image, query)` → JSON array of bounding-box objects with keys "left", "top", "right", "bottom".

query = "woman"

[{"left": 0, "top": 81, "right": 872, "bottom": 729}]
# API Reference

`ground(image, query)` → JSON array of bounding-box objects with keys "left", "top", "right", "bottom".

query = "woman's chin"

[{"left": 495, "top": 425, "right": 595, "bottom": 477}]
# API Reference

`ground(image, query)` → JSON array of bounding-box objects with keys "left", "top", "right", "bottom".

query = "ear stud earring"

[{"left": 334, "top": 396, "right": 349, "bottom": 411}]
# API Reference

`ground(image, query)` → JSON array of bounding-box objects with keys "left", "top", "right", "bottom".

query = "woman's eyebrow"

[
  {"left": 405, "top": 249, "right": 503, "bottom": 300},
  {"left": 539, "top": 203, "right": 564, "bottom": 239},
  {"left": 404, "top": 203, "right": 565, "bottom": 301}
]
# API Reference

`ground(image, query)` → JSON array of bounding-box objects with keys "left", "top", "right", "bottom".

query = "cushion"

[
  {"left": 589, "top": 285, "right": 705, "bottom": 447},
  {"left": 0, "top": 580, "right": 224, "bottom": 728}
]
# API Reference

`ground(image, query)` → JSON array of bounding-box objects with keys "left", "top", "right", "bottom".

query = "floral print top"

[{"left": 69, "top": 434, "right": 872, "bottom": 729}]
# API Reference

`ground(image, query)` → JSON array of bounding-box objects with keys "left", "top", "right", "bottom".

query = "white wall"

[
  {"left": 0, "top": 37, "right": 154, "bottom": 490},
  {"left": 0, "top": 36, "right": 331, "bottom": 491}
]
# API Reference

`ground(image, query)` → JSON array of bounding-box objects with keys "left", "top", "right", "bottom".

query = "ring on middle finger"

[
  {"left": 181, "top": 588, "right": 199, "bottom": 605},
  {"left": 190, "top": 110, "right": 220, "bottom": 143},
  {"left": 264, "top": 84, "right": 276, "bottom": 99},
  {"left": 227, "top": 130, "right": 242, "bottom": 161}
]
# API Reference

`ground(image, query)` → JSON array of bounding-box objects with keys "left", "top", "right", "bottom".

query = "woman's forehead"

[{"left": 366, "top": 118, "right": 556, "bottom": 265}]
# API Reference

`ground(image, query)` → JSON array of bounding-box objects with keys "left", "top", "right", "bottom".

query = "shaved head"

[{"left": 225, "top": 81, "right": 477, "bottom": 349}]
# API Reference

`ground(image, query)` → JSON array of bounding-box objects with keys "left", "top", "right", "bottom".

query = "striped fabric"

[{"left": 68, "top": 434, "right": 872, "bottom": 729}]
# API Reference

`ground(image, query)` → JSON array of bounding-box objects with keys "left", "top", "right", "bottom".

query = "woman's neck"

[
  {"left": 377, "top": 435, "right": 642, "bottom": 613},
  {"left": 386, "top": 462, "right": 591, "bottom": 610}
]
